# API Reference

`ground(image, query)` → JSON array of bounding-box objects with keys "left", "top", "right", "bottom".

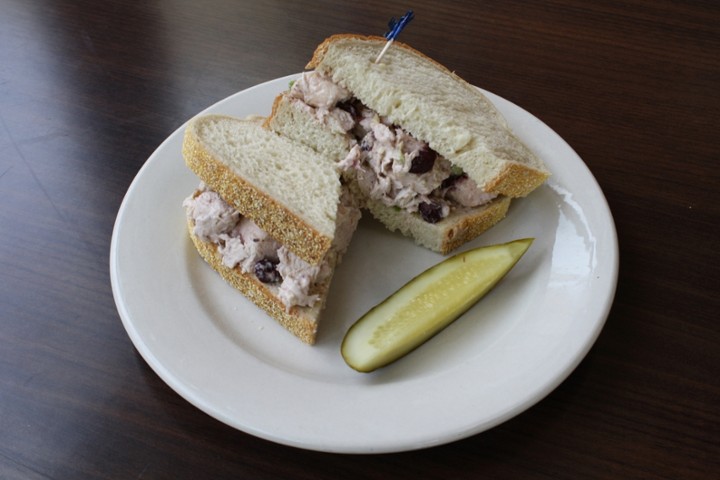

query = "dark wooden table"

[{"left": 2, "top": 0, "right": 718, "bottom": 478}]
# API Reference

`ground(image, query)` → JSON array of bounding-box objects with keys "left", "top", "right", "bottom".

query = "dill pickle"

[{"left": 341, "top": 238, "right": 534, "bottom": 372}]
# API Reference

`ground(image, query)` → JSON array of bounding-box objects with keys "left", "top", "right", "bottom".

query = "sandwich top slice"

[
  {"left": 182, "top": 115, "right": 361, "bottom": 344},
  {"left": 303, "top": 34, "right": 550, "bottom": 198},
  {"left": 184, "top": 114, "right": 344, "bottom": 266},
  {"left": 266, "top": 34, "right": 547, "bottom": 253}
]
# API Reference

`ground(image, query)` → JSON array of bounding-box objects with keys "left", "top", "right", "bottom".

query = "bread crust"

[
  {"left": 183, "top": 116, "right": 332, "bottom": 266},
  {"left": 263, "top": 93, "right": 286, "bottom": 131},
  {"left": 306, "top": 34, "right": 454, "bottom": 77},
  {"left": 186, "top": 217, "right": 322, "bottom": 344},
  {"left": 485, "top": 162, "right": 551, "bottom": 198}
]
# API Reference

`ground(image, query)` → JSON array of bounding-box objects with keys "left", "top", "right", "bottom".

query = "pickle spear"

[{"left": 341, "top": 238, "right": 534, "bottom": 372}]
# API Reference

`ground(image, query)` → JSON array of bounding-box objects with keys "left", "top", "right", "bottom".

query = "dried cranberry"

[
  {"left": 337, "top": 99, "right": 360, "bottom": 120},
  {"left": 418, "top": 202, "right": 444, "bottom": 224},
  {"left": 254, "top": 258, "right": 282, "bottom": 284},
  {"left": 409, "top": 147, "right": 437, "bottom": 174},
  {"left": 441, "top": 172, "right": 468, "bottom": 189},
  {"left": 360, "top": 137, "right": 373, "bottom": 151}
]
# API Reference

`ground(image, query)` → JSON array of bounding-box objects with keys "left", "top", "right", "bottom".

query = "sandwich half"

[
  {"left": 182, "top": 115, "right": 361, "bottom": 344},
  {"left": 266, "top": 34, "right": 549, "bottom": 254}
]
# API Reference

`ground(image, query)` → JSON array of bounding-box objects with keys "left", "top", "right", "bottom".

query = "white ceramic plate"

[{"left": 110, "top": 74, "right": 618, "bottom": 454}]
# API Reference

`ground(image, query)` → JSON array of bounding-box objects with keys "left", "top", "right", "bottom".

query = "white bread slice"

[
  {"left": 183, "top": 115, "right": 341, "bottom": 266},
  {"left": 267, "top": 93, "right": 352, "bottom": 163},
  {"left": 305, "top": 34, "right": 550, "bottom": 197},
  {"left": 267, "top": 93, "right": 512, "bottom": 254},
  {"left": 365, "top": 197, "right": 511, "bottom": 254}
]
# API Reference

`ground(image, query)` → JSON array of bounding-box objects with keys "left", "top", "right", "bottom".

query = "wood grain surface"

[{"left": 1, "top": 1, "right": 718, "bottom": 478}]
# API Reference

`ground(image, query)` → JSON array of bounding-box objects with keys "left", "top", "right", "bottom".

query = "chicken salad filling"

[
  {"left": 183, "top": 184, "right": 339, "bottom": 311},
  {"left": 288, "top": 71, "right": 498, "bottom": 223}
]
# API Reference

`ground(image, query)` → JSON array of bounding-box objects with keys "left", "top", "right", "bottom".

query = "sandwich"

[
  {"left": 182, "top": 115, "right": 361, "bottom": 344},
  {"left": 266, "top": 34, "right": 549, "bottom": 254}
]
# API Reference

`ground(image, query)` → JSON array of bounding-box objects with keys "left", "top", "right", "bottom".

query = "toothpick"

[{"left": 374, "top": 10, "right": 414, "bottom": 64}]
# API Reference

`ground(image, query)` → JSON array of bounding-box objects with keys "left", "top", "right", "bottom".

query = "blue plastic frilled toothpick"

[{"left": 374, "top": 10, "right": 415, "bottom": 63}]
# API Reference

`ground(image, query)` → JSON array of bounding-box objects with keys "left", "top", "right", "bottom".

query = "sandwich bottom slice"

[
  {"left": 184, "top": 185, "right": 360, "bottom": 345},
  {"left": 365, "top": 196, "right": 511, "bottom": 254}
]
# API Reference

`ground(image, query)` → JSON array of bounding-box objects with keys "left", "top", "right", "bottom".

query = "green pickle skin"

[{"left": 341, "top": 238, "right": 534, "bottom": 372}]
